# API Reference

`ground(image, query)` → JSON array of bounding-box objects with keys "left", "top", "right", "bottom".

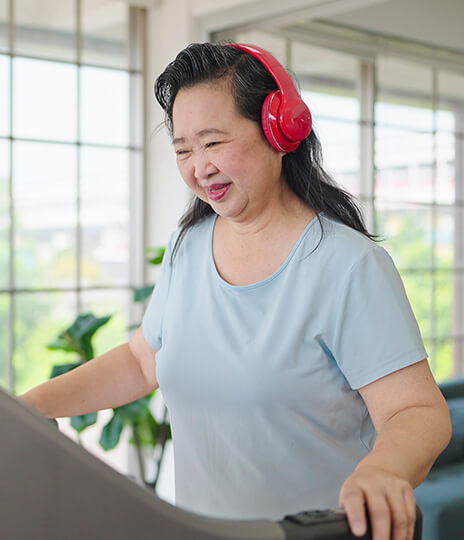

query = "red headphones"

[{"left": 225, "top": 43, "right": 312, "bottom": 152}]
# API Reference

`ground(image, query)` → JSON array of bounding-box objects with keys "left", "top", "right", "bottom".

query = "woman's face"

[{"left": 171, "top": 80, "right": 285, "bottom": 222}]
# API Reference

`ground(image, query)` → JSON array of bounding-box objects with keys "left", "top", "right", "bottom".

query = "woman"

[{"left": 21, "top": 42, "right": 451, "bottom": 540}]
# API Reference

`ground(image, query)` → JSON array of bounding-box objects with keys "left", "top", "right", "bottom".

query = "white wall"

[{"left": 144, "top": 0, "right": 196, "bottom": 264}]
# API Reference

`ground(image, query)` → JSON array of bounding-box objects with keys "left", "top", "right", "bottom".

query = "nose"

[{"left": 193, "top": 149, "right": 219, "bottom": 181}]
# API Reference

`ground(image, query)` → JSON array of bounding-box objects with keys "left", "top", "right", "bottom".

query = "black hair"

[{"left": 154, "top": 41, "right": 378, "bottom": 260}]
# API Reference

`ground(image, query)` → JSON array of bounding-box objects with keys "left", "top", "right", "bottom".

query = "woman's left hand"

[{"left": 338, "top": 466, "right": 416, "bottom": 540}]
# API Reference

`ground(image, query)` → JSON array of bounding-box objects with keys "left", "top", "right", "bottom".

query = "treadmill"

[{"left": 0, "top": 388, "right": 422, "bottom": 539}]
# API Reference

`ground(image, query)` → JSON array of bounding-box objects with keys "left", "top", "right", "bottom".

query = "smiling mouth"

[
  {"left": 207, "top": 183, "right": 231, "bottom": 192},
  {"left": 206, "top": 183, "right": 231, "bottom": 201}
]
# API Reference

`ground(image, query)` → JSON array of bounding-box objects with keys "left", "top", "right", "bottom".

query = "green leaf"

[
  {"left": 133, "top": 285, "right": 154, "bottom": 303},
  {"left": 70, "top": 412, "right": 98, "bottom": 433},
  {"left": 47, "top": 339, "right": 77, "bottom": 353},
  {"left": 131, "top": 413, "right": 160, "bottom": 447},
  {"left": 47, "top": 313, "right": 112, "bottom": 362},
  {"left": 145, "top": 247, "right": 165, "bottom": 266},
  {"left": 114, "top": 394, "right": 152, "bottom": 422},
  {"left": 100, "top": 414, "right": 124, "bottom": 450},
  {"left": 50, "top": 362, "right": 81, "bottom": 379}
]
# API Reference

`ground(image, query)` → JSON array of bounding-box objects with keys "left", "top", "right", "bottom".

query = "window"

[
  {"left": 221, "top": 28, "right": 464, "bottom": 381},
  {"left": 0, "top": 0, "right": 145, "bottom": 470}
]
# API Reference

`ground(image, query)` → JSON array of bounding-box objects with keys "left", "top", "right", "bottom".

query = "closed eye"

[{"left": 205, "top": 141, "right": 221, "bottom": 148}]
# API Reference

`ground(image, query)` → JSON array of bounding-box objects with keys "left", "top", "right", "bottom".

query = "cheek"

[
  {"left": 177, "top": 161, "right": 208, "bottom": 199},
  {"left": 177, "top": 161, "right": 195, "bottom": 187},
  {"left": 224, "top": 143, "right": 268, "bottom": 184},
  {"left": 219, "top": 145, "right": 253, "bottom": 178}
]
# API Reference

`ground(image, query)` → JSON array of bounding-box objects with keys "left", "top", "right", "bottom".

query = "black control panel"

[{"left": 280, "top": 506, "right": 422, "bottom": 539}]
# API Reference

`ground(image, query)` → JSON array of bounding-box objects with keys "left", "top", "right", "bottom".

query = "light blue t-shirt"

[{"left": 142, "top": 212, "right": 427, "bottom": 520}]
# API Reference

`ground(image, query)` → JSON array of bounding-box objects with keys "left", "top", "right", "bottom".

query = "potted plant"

[{"left": 47, "top": 246, "right": 171, "bottom": 490}]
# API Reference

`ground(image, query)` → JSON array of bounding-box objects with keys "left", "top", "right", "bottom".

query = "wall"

[{"left": 144, "top": 0, "right": 195, "bottom": 266}]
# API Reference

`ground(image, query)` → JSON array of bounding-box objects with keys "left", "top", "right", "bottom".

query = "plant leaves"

[
  {"left": 70, "top": 412, "right": 98, "bottom": 433},
  {"left": 145, "top": 247, "right": 165, "bottom": 266},
  {"left": 133, "top": 285, "right": 154, "bottom": 303},
  {"left": 130, "top": 412, "right": 160, "bottom": 447},
  {"left": 114, "top": 394, "right": 152, "bottom": 422},
  {"left": 47, "top": 313, "right": 112, "bottom": 361},
  {"left": 99, "top": 414, "right": 124, "bottom": 451},
  {"left": 50, "top": 362, "right": 82, "bottom": 379},
  {"left": 47, "top": 339, "right": 77, "bottom": 353}
]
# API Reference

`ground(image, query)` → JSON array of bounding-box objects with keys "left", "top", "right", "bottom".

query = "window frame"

[{"left": 0, "top": 0, "right": 146, "bottom": 392}]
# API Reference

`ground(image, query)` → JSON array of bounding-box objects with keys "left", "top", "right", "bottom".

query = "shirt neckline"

[{"left": 209, "top": 212, "right": 321, "bottom": 291}]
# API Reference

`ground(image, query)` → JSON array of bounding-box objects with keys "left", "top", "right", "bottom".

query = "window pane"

[
  {"left": 376, "top": 57, "right": 433, "bottom": 131},
  {"left": 0, "top": 54, "right": 9, "bottom": 136},
  {"left": 438, "top": 71, "right": 464, "bottom": 135},
  {"left": 131, "top": 72, "right": 143, "bottom": 148},
  {"left": 452, "top": 272, "right": 464, "bottom": 352},
  {"left": 452, "top": 338, "right": 464, "bottom": 378},
  {"left": 434, "top": 339, "right": 453, "bottom": 382},
  {"left": 435, "top": 209, "right": 454, "bottom": 269},
  {"left": 13, "top": 291, "right": 76, "bottom": 395},
  {"left": 376, "top": 203, "right": 433, "bottom": 270},
  {"left": 15, "top": 0, "right": 76, "bottom": 61},
  {"left": 81, "top": 0, "right": 129, "bottom": 69},
  {"left": 0, "top": 294, "right": 9, "bottom": 389},
  {"left": 375, "top": 127, "right": 434, "bottom": 203},
  {"left": 0, "top": 0, "right": 8, "bottom": 52},
  {"left": 80, "top": 289, "right": 131, "bottom": 354},
  {"left": 294, "top": 41, "right": 359, "bottom": 122},
  {"left": 401, "top": 271, "right": 432, "bottom": 340},
  {"left": 80, "top": 66, "right": 129, "bottom": 146},
  {"left": 13, "top": 141, "right": 77, "bottom": 288},
  {"left": 13, "top": 58, "right": 77, "bottom": 142},
  {"left": 436, "top": 131, "right": 456, "bottom": 204},
  {"left": 435, "top": 271, "right": 453, "bottom": 340},
  {"left": 0, "top": 139, "right": 9, "bottom": 290},
  {"left": 314, "top": 118, "right": 360, "bottom": 196},
  {"left": 80, "top": 147, "right": 129, "bottom": 286}
]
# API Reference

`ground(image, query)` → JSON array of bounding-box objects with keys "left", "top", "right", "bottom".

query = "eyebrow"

[{"left": 172, "top": 128, "right": 228, "bottom": 145}]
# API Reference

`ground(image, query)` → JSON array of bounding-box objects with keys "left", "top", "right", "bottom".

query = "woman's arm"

[
  {"left": 339, "top": 359, "right": 451, "bottom": 540},
  {"left": 18, "top": 327, "right": 159, "bottom": 418}
]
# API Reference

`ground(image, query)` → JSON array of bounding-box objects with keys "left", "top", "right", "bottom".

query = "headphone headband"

[
  {"left": 225, "top": 42, "right": 312, "bottom": 151},
  {"left": 227, "top": 44, "right": 300, "bottom": 101}
]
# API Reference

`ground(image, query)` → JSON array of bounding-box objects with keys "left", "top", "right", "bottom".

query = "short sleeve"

[
  {"left": 328, "top": 246, "right": 428, "bottom": 389},
  {"left": 142, "top": 230, "right": 178, "bottom": 350}
]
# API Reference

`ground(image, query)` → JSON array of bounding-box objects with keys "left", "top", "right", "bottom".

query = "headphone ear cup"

[{"left": 261, "top": 90, "right": 299, "bottom": 153}]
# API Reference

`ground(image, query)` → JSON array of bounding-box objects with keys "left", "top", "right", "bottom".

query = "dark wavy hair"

[{"left": 154, "top": 41, "right": 377, "bottom": 259}]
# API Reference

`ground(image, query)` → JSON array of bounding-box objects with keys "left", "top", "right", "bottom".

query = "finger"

[
  {"left": 364, "top": 492, "right": 391, "bottom": 540},
  {"left": 402, "top": 486, "right": 416, "bottom": 540},
  {"left": 340, "top": 488, "right": 368, "bottom": 537},
  {"left": 386, "top": 487, "right": 410, "bottom": 540}
]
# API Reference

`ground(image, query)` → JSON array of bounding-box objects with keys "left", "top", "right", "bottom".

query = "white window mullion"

[
  {"left": 7, "top": 0, "right": 15, "bottom": 392},
  {"left": 76, "top": 0, "right": 82, "bottom": 316},
  {"left": 358, "top": 60, "right": 375, "bottom": 232},
  {"left": 454, "top": 111, "right": 464, "bottom": 376},
  {"left": 129, "top": 7, "right": 146, "bottom": 329}
]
